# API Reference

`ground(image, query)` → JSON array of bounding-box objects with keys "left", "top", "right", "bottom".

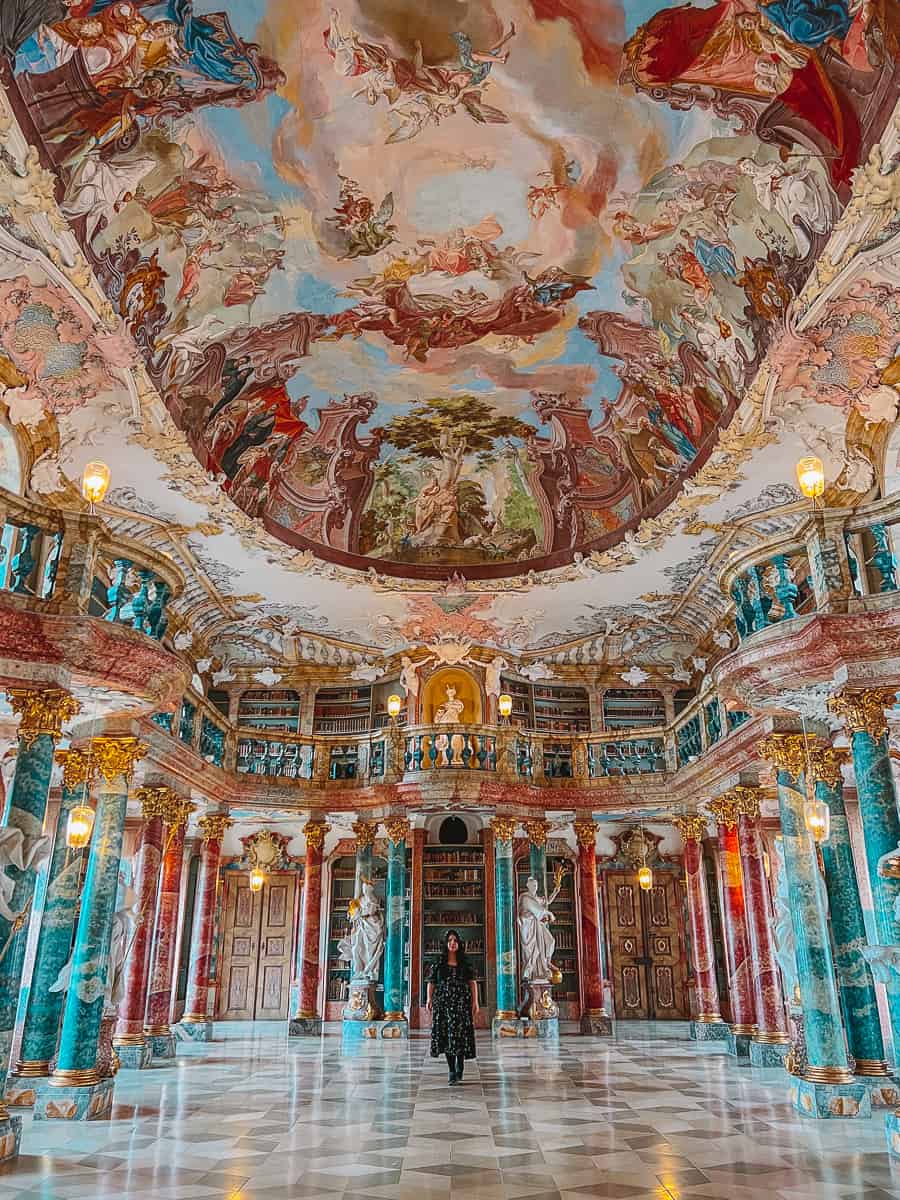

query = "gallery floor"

[{"left": 1, "top": 1023, "right": 896, "bottom": 1200}]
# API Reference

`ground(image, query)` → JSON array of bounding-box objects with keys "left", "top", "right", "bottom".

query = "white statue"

[
  {"left": 399, "top": 655, "right": 419, "bottom": 698},
  {"left": 434, "top": 684, "right": 465, "bottom": 724},
  {"left": 484, "top": 655, "right": 506, "bottom": 699},
  {"left": 517, "top": 867, "right": 565, "bottom": 982},
  {"left": 771, "top": 838, "right": 799, "bottom": 1004},
  {"left": 338, "top": 879, "right": 385, "bottom": 981},
  {"left": 0, "top": 825, "right": 53, "bottom": 922},
  {"left": 50, "top": 873, "right": 138, "bottom": 1009}
]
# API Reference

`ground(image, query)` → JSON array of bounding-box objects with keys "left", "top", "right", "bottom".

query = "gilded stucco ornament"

[
  {"left": 90, "top": 737, "right": 147, "bottom": 785},
  {"left": 730, "top": 785, "right": 765, "bottom": 820},
  {"left": 302, "top": 820, "right": 330, "bottom": 851},
  {"left": 133, "top": 786, "right": 171, "bottom": 822},
  {"left": 758, "top": 734, "right": 808, "bottom": 779},
  {"left": 805, "top": 745, "right": 848, "bottom": 790},
  {"left": 827, "top": 689, "right": 895, "bottom": 740},
  {"left": 8, "top": 688, "right": 80, "bottom": 748},
  {"left": 55, "top": 747, "right": 94, "bottom": 790},
  {"left": 198, "top": 813, "right": 234, "bottom": 842},
  {"left": 352, "top": 819, "right": 378, "bottom": 849},
  {"left": 522, "top": 819, "right": 550, "bottom": 848},
  {"left": 383, "top": 816, "right": 411, "bottom": 845},
  {"left": 672, "top": 814, "right": 708, "bottom": 843},
  {"left": 572, "top": 819, "right": 597, "bottom": 848},
  {"left": 490, "top": 816, "right": 518, "bottom": 844}
]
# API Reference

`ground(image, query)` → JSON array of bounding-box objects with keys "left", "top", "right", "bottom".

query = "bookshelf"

[
  {"left": 420, "top": 846, "right": 486, "bottom": 1007},
  {"left": 237, "top": 688, "right": 301, "bottom": 733},
  {"left": 500, "top": 676, "right": 590, "bottom": 733},
  {"left": 602, "top": 688, "right": 665, "bottom": 730},
  {"left": 314, "top": 686, "right": 372, "bottom": 734},
  {"left": 371, "top": 679, "right": 406, "bottom": 728},
  {"left": 516, "top": 853, "right": 580, "bottom": 1017}
]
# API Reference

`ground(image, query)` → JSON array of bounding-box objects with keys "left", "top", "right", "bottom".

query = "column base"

[
  {"left": 288, "top": 1015, "right": 322, "bottom": 1037},
  {"left": 726, "top": 1028, "right": 754, "bottom": 1059},
  {"left": 5, "top": 1068, "right": 49, "bottom": 1107},
  {"left": 580, "top": 1010, "right": 612, "bottom": 1036},
  {"left": 0, "top": 1111, "right": 22, "bottom": 1162},
  {"left": 790, "top": 1076, "right": 872, "bottom": 1120},
  {"left": 34, "top": 1076, "right": 115, "bottom": 1122},
  {"left": 492, "top": 1015, "right": 559, "bottom": 1039},
  {"left": 342, "top": 1017, "right": 408, "bottom": 1042},
  {"left": 113, "top": 1039, "right": 154, "bottom": 1069},
  {"left": 175, "top": 1018, "right": 213, "bottom": 1043},
  {"left": 690, "top": 1018, "right": 729, "bottom": 1042},
  {"left": 885, "top": 1109, "right": 900, "bottom": 1157},
  {"left": 857, "top": 1072, "right": 900, "bottom": 1109},
  {"left": 750, "top": 1039, "right": 791, "bottom": 1068},
  {"left": 145, "top": 1029, "right": 177, "bottom": 1058}
]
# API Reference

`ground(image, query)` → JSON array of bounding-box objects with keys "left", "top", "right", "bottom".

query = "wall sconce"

[
  {"left": 386, "top": 693, "right": 402, "bottom": 722},
  {"left": 637, "top": 864, "right": 653, "bottom": 891},
  {"left": 82, "top": 461, "right": 111, "bottom": 510},
  {"left": 249, "top": 867, "right": 266, "bottom": 893},
  {"left": 796, "top": 456, "right": 824, "bottom": 504},
  {"left": 66, "top": 804, "right": 95, "bottom": 849},
  {"left": 498, "top": 693, "right": 513, "bottom": 722}
]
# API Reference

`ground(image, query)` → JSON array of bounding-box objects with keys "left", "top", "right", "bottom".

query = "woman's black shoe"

[{"left": 449, "top": 1073, "right": 459, "bottom": 1085}]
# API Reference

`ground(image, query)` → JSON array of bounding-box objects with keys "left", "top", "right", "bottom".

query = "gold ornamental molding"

[
  {"left": 302, "top": 819, "right": 330, "bottom": 851},
  {"left": 673, "top": 814, "right": 707, "bottom": 843},
  {"left": 383, "top": 816, "right": 411, "bottom": 845},
  {"left": 731, "top": 785, "right": 765, "bottom": 821},
  {"left": 706, "top": 794, "right": 739, "bottom": 830},
  {"left": 162, "top": 794, "right": 195, "bottom": 829},
  {"left": 572, "top": 818, "right": 597, "bottom": 848},
  {"left": 758, "top": 734, "right": 807, "bottom": 779},
  {"left": 55, "top": 747, "right": 93, "bottom": 791},
  {"left": 490, "top": 815, "right": 518, "bottom": 843},
  {"left": 8, "top": 688, "right": 80, "bottom": 748},
  {"left": 352, "top": 818, "right": 378, "bottom": 849},
  {"left": 198, "top": 813, "right": 233, "bottom": 842},
  {"left": 91, "top": 737, "right": 148, "bottom": 785},
  {"left": 805, "top": 745, "right": 848, "bottom": 791},
  {"left": 523, "top": 818, "right": 551, "bottom": 848},
  {"left": 827, "top": 689, "right": 895, "bottom": 741},
  {"left": 133, "top": 786, "right": 170, "bottom": 822}
]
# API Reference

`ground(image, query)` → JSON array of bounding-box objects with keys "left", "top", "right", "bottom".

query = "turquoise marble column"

[
  {"left": 35, "top": 737, "right": 146, "bottom": 1123},
  {"left": 0, "top": 689, "right": 79, "bottom": 1159},
  {"left": 760, "top": 735, "right": 870, "bottom": 1120},
  {"left": 828, "top": 690, "right": 900, "bottom": 1057},
  {"left": 524, "top": 819, "right": 549, "bottom": 894},
  {"left": 352, "top": 819, "right": 376, "bottom": 896},
  {"left": 810, "top": 744, "right": 891, "bottom": 1091},
  {"left": 382, "top": 817, "right": 408, "bottom": 1034},
  {"left": 7, "top": 750, "right": 95, "bottom": 1104},
  {"left": 491, "top": 816, "right": 519, "bottom": 1034}
]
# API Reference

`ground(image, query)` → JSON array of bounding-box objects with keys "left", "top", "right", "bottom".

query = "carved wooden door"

[
  {"left": 604, "top": 869, "right": 688, "bottom": 1020},
  {"left": 218, "top": 873, "right": 299, "bottom": 1019}
]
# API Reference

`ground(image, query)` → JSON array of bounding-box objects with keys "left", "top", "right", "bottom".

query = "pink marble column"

[
  {"left": 289, "top": 819, "right": 328, "bottom": 1036},
  {"left": 675, "top": 815, "right": 728, "bottom": 1042},
  {"left": 573, "top": 820, "right": 611, "bottom": 1035},
  {"left": 708, "top": 795, "right": 756, "bottom": 1057},
  {"left": 144, "top": 797, "right": 193, "bottom": 1058},
  {"left": 733, "top": 787, "right": 791, "bottom": 1063},
  {"left": 178, "top": 814, "right": 232, "bottom": 1041},
  {"left": 113, "top": 787, "right": 168, "bottom": 1069}
]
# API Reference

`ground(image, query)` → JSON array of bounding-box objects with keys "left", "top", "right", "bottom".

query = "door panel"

[
  {"left": 604, "top": 869, "right": 688, "bottom": 1020},
  {"left": 646, "top": 878, "right": 687, "bottom": 1018},
  {"left": 254, "top": 877, "right": 296, "bottom": 1019},
  {"left": 218, "top": 876, "right": 260, "bottom": 1019},
  {"left": 607, "top": 875, "right": 650, "bottom": 1019},
  {"left": 218, "top": 872, "right": 299, "bottom": 1020}
]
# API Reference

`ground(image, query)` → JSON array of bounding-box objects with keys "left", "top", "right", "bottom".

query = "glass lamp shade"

[
  {"left": 498, "top": 693, "right": 513, "bottom": 719},
  {"left": 249, "top": 867, "right": 266, "bottom": 893},
  {"left": 804, "top": 795, "right": 831, "bottom": 844},
  {"left": 637, "top": 865, "right": 653, "bottom": 891},
  {"left": 66, "top": 804, "right": 95, "bottom": 849},
  {"left": 386, "top": 693, "right": 402, "bottom": 719},
  {"left": 796, "top": 456, "right": 825, "bottom": 500},
  {"left": 81, "top": 461, "right": 111, "bottom": 505}
]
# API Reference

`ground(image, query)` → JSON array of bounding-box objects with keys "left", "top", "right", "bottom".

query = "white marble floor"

[{"left": 1, "top": 1021, "right": 898, "bottom": 1200}]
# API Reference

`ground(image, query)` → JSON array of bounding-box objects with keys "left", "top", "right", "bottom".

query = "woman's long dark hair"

[{"left": 438, "top": 927, "right": 472, "bottom": 976}]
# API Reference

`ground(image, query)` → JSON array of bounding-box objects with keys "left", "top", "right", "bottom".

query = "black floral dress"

[{"left": 429, "top": 962, "right": 476, "bottom": 1060}]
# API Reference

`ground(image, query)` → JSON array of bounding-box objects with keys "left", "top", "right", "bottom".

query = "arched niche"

[{"left": 421, "top": 666, "right": 483, "bottom": 724}]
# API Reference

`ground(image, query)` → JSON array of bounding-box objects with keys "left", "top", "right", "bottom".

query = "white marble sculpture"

[
  {"left": 434, "top": 685, "right": 464, "bottom": 724},
  {"left": 517, "top": 871, "right": 564, "bottom": 982},
  {"left": 0, "top": 825, "right": 52, "bottom": 922},
  {"left": 399, "top": 655, "right": 420, "bottom": 699},
  {"left": 484, "top": 655, "right": 506, "bottom": 699},
  {"left": 338, "top": 879, "right": 385, "bottom": 981}
]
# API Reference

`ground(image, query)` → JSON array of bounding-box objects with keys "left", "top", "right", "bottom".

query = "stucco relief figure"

[
  {"left": 771, "top": 838, "right": 799, "bottom": 1004},
  {"left": 517, "top": 869, "right": 564, "bottom": 982},
  {"left": 338, "top": 878, "right": 385, "bottom": 982},
  {"left": 399, "top": 655, "right": 420, "bottom": 700},
  {"left": 0, "top": 825, "right": 53, "bottom": 922},
  {"left": 485, "top": 655, "right": 506, "bottom": 699},
  {"left": 434, "top": 685, "right": 465, "bottom": 724}
]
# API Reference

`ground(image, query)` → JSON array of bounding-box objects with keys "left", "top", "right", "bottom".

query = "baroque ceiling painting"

[{"left": 0, "top": 0, "right": 898, "bottom": 670}]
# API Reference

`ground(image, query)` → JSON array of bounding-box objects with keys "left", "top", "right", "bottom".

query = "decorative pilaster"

[
  {"left": 113, "top": 787, "right": 170, "bottom": 1068},
  {"left": 827, "top": 690, "right": 900, "bottom": 1058},
  {"left": 731, "top": 787, "right": 791, "bottom": 1065},
  {"left": 808, "top": 745, "right": 893, "bottom": 1100},
  {"left": 289, "top": 819, "right": 329, "bottom": 1037},
  {"left": 6, "top": 748, "right": 91, "bottom": 1107},
  {"left": 759, "top": 736, "right": 870, "bottom": 1120},
  {"left": 35, "top": 738, "right": 147, "bottom": 1123},
  {"left": 144, "top": 793, "right": 194, "bottom": 1059},
  {"left": 523, "top": 818, "right": 550, "bottom": 895},
  {"left": 491, "top": 815, "right": 520, "bottom": 1036},
  {"left": 352, "top": 819, "right": 376, "bottom": 896},
  {"left": 574, "top": 819, "right": 612, "bottom": 1036},
  {"left": 177, "top": 813, "right": 232, "bottom": 1042},
  {"left": 674, "top": 814, "right": 727, "bottom": 1043},
  {"left": 382, "top": 817, "right": 409, "bottom": 1036},
  {"left": 707, "top": 794, "right": 756, "bottom": 1059},
  {"left": 0, "top": 689, "right": 79, "bottom": 1155}
]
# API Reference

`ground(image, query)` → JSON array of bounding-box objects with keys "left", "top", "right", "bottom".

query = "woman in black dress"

[{"left": 427, "top": 929, "right": 479, "bottom": 1084}]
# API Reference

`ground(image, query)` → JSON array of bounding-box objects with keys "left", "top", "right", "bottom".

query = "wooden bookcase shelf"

[
  {"left": 516, "top": 853, "right": 580, "bottom": 1014},
  {"left": 602, "top": 688, "right": 665, "bottom": 730},
  {"left": 420, "top": 846, "right": 486, "bottom": 1005},
  {"left": 500, "top": 676, "right": 591, "bottom": 733},
  {"left": 237, "top": 688, "right": 301, "bottom": 733}
]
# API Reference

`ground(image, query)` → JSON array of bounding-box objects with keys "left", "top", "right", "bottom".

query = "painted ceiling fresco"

[{"left": 3, "top": 0, "right": 897, "bottom": 583}]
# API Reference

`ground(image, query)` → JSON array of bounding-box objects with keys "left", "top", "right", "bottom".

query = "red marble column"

[
  {"left": 113, "top": 787, "right": 168, "bottom": 1065},
  {"left": 144, "top": 797, "right": 193, "bottom": 1055},
  {"left": 289, "top": 819, "right": 328, "bottom": 1035},
  {"left": 574, "top": 819, "right": 611, "bottom": 1035},
  {"left": 708, "top": 796, "right": 756, "bottom": 1054},
  {"left": 733, "top": 788, "right": 790, "bottom": 1049},
  {"left": 675, "top": 815, "right": 726, "bottom": 1037},
  {"left": 180, "top": 814, "right": 232, "bottom": 1036}
]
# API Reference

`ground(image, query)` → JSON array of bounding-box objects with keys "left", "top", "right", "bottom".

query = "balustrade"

[
  {"left": 236, "top": 735, "right": 315, "bottom": 779},
  {"left": 0, "top": 504, "right": 63, "bottom": 600},
  {"left": 728, "top": 548, "right": 814, "bottom": 641},
  {"left": 845, "top": 510, "right": 900, "bottom": 597},
  {"left": 404, "top": 725, "right": 497, "bottom": 772},
  {"left": 587, "top": 736, "right": 666, "bottom": 776}
]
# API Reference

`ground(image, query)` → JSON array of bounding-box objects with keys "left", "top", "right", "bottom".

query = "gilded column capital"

[
  {"left": 731, "top": 785, "right": 765, "bottom": 820},
  {"left": 133, "top": 786, "right": 170, "bottom": 822},
  {"left": 383, "top": 816, "right": 410, "bottom": 845},
  {"left": 302, "top": 819, "right": 330, "bottom": 851},
  {"left": 55, "top": 747, "right": 93, "bottom": 790},
  {"left": 758, "top": 734, "right": 807, "bottom": 779},
  {"left": 827, "top": 689, "right": 894, "bottom": 740},
  {"left": 572, "top": 818, "right": 598, "bottom": 848},
  {"left": 523, "top": 818, "right": 550, "bottom": 848},
  {"left": 490, "top": 815, "right": 518, "bottom": 843},
  {"left": 707, "top": 794, "right": 739, "bottom": 830},
  {"left": 90, "top": 736, "right": 148, "bottom": 785},
  {"left": 8, "top": 688, "right": 80, "bottom": 748},
  {"left": 352, "top": 818, "right": 377, "bottom": 848},
  {"left": 673, "top": 813, "right": 708, "bottom": 843},
  {"left": 198, "top": 813, "right": 233, "bottom": 843},
  {"left": 806, "top": 745, "right": 848, "bottom": 790}
]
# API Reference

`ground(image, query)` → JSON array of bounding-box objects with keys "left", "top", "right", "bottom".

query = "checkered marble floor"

[{"left": 1, "top": 1021, "right": 898, "bottom": 1200}]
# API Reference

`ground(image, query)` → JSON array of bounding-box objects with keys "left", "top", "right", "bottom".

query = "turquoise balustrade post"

[
  {"left": 491, "top": 816, "right": 519, "bottom": 1034},
  {"left": 760, "top": 736, "right": 870, "bottom": 1120},
  {"left": 9, "top": 524, "right": 40, "bottom": 594},
  {"left": 382, "top": 817, "right": 409, "bottom": 1035},
  {"left": 771, "top": 554, "right": 799, "bottom": 619},
  {"left": 35, "top": 738, "right": 146, "bottom": 1123},
  {"left": 868, "top": 525, "right": 898, "bottom": 592},
  {"left": 0, "top": 691, "right": 80, "bottom": 1159},
  {"left": 105, "top": 558, "right": 133, "bottom": 623}
]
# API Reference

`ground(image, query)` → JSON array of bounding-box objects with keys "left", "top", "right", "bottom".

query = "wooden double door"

[
  {"left": 218, "top": 872, "right": 300, "bottom": 1020},
  {"left": 604, "top": 868, "right": 688, "bottom": 1020}
]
